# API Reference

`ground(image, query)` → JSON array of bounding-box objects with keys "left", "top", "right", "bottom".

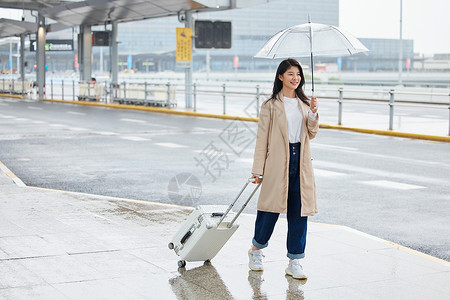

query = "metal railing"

[
  {"left": 32, "top": 79, "right": 450, "bottom": 136},
  {"left": 0, "top": 78, "right": 32, "bottom": 95}
]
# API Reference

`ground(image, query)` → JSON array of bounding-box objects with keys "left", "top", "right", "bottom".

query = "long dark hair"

[{"left": 270, "top": 58, "right": 309, "bottom": 106}]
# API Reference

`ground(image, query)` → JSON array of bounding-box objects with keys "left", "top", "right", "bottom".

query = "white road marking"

[
  {"left": 121, "top": 136, "right": 149, "bottom": 141},
  {"left": 314, "top": 160, "right": 448, "bottom": 186},
  {"left": 32, "top": 120, "right": 48, "bottom": 124},
  {"left": 67, "top": 111, "right": 86, "bottom": 116},
  {"left": 148, "top": 123, "right": 177, "bottom": 129},
  {"left": 155, "top": 142, "right": 187, "bottom": 148},
  {"left": 361, "top": 180, "right": 426, "bottom": 190},
  {"left": 193, "top": 149, "right": 235, "bottom": 156},
  {"left": 27, "top": 106, "right": 43, "bottom": 110},
  {"left": 95, "top": 131, "right": 117, "bottom": 136},
  {"left": 314, "top": 168, "right": 346, "bottom": 177},
  {"left": 0, "top": 115, "right": 15, "bottom": 118},
  {"left": 14, "top": 118, "right": 29, "bottom": 121},
  {"left": 68, "top": 127, "right": 88, "bottom": 131},
  {"left": 120, "top": 118, "right": 146, "bottom": 124},
  {"left": 311, "top": 143, "right": 359, "bottom": 152},
  {"left": 49, "top": 123, "right": 66, "bottom": 127}
]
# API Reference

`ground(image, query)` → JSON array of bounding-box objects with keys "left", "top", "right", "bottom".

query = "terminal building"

[
  {"left": 342, "top": 38, "right": 414, "bottom": 72},
  {"left": 115, "top": 0, "right": 339, "bottom": 72},
  {"left": 1, "top": 0, "right": 340, "bottom": 74},
  {"left": 1, "top": 0, "right": 447, "bottom": 75}
]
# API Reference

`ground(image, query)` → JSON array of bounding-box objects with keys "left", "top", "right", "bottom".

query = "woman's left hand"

[{"left": 310, "top": 96, "right": 318, "bottom": 113}]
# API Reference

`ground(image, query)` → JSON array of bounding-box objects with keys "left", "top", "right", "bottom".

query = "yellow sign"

[{"left": 176, "top": 27, "right": 192, "bottom": 64}]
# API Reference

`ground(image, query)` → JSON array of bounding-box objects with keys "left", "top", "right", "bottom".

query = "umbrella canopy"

[
  {"left": 255, "top": 22, "right": 368, "bottom": 59},
  {"left": 255, "top": 21, "right": 368, "bottom": 96}
]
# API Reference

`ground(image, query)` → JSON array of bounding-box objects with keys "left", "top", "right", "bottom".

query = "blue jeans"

[{"left": 252, "top": 142, "right": 308, "bottom": 260}]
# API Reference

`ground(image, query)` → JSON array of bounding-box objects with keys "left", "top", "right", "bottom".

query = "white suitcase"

[{"left": 168, "top": 178, "right": 261, "bottom": 268}]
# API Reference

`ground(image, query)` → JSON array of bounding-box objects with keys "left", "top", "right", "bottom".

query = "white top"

[
  {"left": 283, "top": 96, "right": 318, "bottom": 143},
  {"left": 284, "top": 96, "right": 303, "bottom": 143}
]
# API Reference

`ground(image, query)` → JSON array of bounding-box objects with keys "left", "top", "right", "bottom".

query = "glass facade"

[
  {"left": 116, "top": 0, "right": 339, "bottom": 71},
  {"left": 342, "top": 38, "right": 414, "bottom": 71}
]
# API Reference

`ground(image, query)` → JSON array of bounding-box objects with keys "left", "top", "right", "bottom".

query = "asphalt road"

[{"left": 1, "top": 97, "right": 449, "bottom": 261}]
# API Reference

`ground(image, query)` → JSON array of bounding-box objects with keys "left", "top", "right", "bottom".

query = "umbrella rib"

[
  {"left": 333, "top": 26, "right": 365, "bottom": 53},
  {"left": 266, "top": 29, "right": 287, "bottom": 57}
]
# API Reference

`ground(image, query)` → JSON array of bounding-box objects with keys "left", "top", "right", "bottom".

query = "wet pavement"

[{"left": 1, "top": 164, "right": 449, "bottom": 299}]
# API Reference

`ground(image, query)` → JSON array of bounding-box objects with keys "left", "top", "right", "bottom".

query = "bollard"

[
  {"left": 389, "top": 89, "right": 395, "bottom": 131},
  {"left": 2, "top": 78, "right": 4, "bottom": 91},
  {"left": 144, "top": 82, "right": 148, "bottom": 103},
  {"left": 51, "top": 79, "right": 54, "bottom": 99},
  {"left": 72, "top": 80, "right": 75, "bottom": 101},
  {"left": 193, "top": 83, "right": 197, "bottom": 112},
  {"left": 11, "top": 79, "right": 14, "bottom": 94},
  {"left": 256, "top": 85, "right": 260, "bottom": 117},
  {"left": 222, "top": 83, "right": 226, "bottom": 115},
  {"left": 61, "top": 80, "right": 64, "bottom": 100},
  {"left": 167, "top": 82, "right": 171, "bottom": 108},
  {"left": 338, "top": 88, "right": 343, "bottom": 125}
]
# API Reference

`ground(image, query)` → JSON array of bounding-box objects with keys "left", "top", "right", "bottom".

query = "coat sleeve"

[
  {"left": 306, "top": 113, "right": 319, "bottom": 140},
  {"left": 252, "top": 101, "right": 271, "bottom": 176}
]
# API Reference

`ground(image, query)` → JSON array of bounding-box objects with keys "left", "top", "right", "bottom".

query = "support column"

[
  {"left": 36, "top": 13, "right": 46, "bottom": 100},
  {"left": 20, "top": 34, "right": 25, "bottom": 93},
  {"left": 110, "top": 21, "right": 118, "bottom": 86},
  {"left": 185, "top": 11, "right": 193, "bottom": 108},
  {"left": 79, "top": 24, "right": 92, "bottom": 81}
]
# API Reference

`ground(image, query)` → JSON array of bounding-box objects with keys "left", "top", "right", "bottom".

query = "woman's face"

[{"left": 278, "top": 66, "right": 301, "bottom": 90}]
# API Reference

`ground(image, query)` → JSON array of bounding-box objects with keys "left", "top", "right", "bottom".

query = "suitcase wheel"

[
  {"left": 178, "top": 260, "right": 186, "bottom": 268},
  {"left": 168, "top": 242, "right": 174, "bottom": 250}
]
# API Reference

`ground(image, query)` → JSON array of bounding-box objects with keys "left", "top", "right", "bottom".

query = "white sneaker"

[
  {"left": 248, "top": 248, "right": 264, "bottom": 271},
  {"left": 285, "top": 259, "right": 307, "bottom": 280}
]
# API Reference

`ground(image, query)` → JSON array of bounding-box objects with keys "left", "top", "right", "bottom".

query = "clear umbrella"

[{"left": 255, "top": 17, "right": 368, "bottom": 95}]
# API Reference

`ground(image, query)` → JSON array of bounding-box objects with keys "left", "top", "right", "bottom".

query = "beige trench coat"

[{"left": 252, "top": 92, "right": 319, "bottom": 216}]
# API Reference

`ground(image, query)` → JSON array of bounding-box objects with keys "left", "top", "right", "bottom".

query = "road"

[{"left": 1, "top": 97, "right": 449, "bottom": 261}]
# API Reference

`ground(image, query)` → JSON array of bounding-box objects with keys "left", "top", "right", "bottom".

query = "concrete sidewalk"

[{"left": 0, "top": 165, "right": 449, "bottom": 299}]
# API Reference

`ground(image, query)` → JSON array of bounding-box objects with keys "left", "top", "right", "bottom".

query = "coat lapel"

[{"left": 275, "top": 92, "right": 289, "bottom": 145}]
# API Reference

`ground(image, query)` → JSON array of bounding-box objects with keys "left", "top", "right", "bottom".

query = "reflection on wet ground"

[{"left": 170, "top": 263, "right": 234, "bottom": 300}]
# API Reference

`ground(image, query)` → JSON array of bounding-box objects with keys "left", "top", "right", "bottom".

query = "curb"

[
  {"left": 319, "top": 124, "right": 450, "bottom": 143},
  {"left": 0, "top": 93, "right": 24, "bottom": 99},
  {"left": 42, "top": 99, "right": 259, "bottom": 122},
  {"left": 42, "top": 98, "right": 449, "bottom": 142},
  {"left": 0, "top": 161, "right": 26, "bottom": 187}
]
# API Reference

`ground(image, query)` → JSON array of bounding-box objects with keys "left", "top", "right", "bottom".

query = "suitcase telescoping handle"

[{"left": 217, "top": 177, "right": 262, "bottom": 228}]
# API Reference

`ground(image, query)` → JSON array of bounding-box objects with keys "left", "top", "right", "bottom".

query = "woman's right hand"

[{"left": 251, "top": 175, "right": 262, "bottom": 184}]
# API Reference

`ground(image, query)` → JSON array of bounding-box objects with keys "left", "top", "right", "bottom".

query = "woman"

[{"left": 249, "top": 58, "right": 319, "bottom": 280}]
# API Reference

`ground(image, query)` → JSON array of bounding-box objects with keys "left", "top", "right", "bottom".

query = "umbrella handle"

[
  {"left": 310, "top": 51, "right": 315, "bottom": 97},
  {"left": 308, "top": 14, "right": 315, "bottom": 98}
]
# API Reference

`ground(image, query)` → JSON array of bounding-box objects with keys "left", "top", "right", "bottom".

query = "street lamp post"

[{"left": 398, "top": 0, "right": 403, "bottom": 85}]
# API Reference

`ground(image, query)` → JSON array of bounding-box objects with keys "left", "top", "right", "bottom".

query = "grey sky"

[{"left": 340, "top": 0, "right": 450, "bottom": 54}]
